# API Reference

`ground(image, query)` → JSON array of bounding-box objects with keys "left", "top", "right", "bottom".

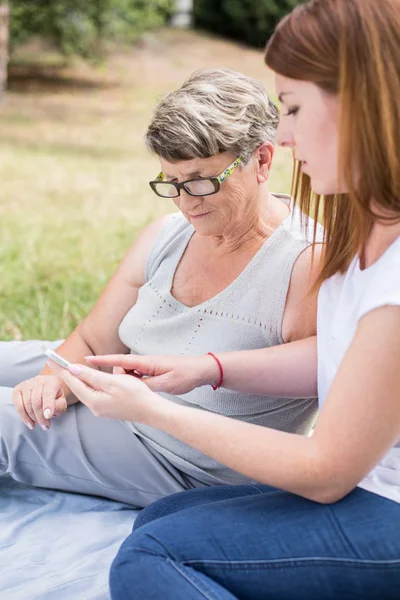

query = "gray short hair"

[{"left": 145, "top": 68, "right": 279, "bottom": 163}]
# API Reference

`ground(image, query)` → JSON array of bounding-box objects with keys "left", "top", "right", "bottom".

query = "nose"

[
  {"left": 275, "top": 119, "right": 295, "bottom": 148},
  {"left": 175, "top": 189, "right": 203, "bottom": 210}
]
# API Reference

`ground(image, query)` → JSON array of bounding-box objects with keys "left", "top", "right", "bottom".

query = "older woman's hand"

[
  {"left": 48, "top": 361, "right": 159, "bottom": 422},
  {"left": 12, "top": 375, "right": 68, "bottom": 430},
  {"left": 84, "top": 353, "right": 219, "bottom": 395}
]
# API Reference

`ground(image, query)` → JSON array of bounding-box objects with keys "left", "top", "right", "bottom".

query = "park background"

[{"left": 0, "top": 1, "right": 303, "bottom": 341}]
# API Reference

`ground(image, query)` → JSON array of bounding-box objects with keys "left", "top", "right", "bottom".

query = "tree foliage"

[
  {"left": 194, "top": 0, "right": 304, "bottom": 48},
  {"left": 10, "top": 0, "right": 175, "bottom": 57}
]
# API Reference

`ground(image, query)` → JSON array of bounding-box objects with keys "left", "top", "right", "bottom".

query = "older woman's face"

[
  {"left": 159, "top": 149, "right": 271, "bottom": 236},
  {"left": 275, "top": 74, "right": 342, "bottom": 195}
]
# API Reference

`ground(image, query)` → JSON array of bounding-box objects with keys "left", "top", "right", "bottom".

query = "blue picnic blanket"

[{"left": 0, "top": 477, "right": 138, "bottom": 599}]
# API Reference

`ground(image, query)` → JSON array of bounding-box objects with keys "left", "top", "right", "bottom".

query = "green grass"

[{"left": 0, "top": 28, "right": 293, "bottom": 340}]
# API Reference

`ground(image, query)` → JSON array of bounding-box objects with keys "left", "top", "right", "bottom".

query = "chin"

[{"left": 310, "top": 177, "right": 341, "bottom": 196}]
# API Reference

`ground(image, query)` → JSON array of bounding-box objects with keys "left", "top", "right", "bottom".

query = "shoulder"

[
  {"left": 287, "top": 203, "right": 324, "bottom": 244},
  {"left": 271, "top": 193, "right": 324, "bottom": 244},
  {"left": 144, "top": 212, "right": 193, "bottom": 281},
  {"left": 291, "top": 243, "right": 324, "bottom": 281},
  {"left": 121, "top": 213, "right": 177, "bottom": 263},
  {"left": 358, "top": 237, "right": 400, "bottom": 321},
  {"left": 126, "top": 211, "right": 191, "bottom": 261},
  {"left": 116, "top": 213, "right": 179, "bottom": 288},
  {"left": 282, "top": 244, "right": 324, "bottom": 342}
]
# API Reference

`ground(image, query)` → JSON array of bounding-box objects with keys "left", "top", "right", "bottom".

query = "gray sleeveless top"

[{"left": 119, "top": 196, "right": 318, "bottom": 485}]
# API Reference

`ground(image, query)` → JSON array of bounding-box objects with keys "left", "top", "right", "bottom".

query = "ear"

[{"left": 254, "top": 142, "right": 275, "bottom": 184}]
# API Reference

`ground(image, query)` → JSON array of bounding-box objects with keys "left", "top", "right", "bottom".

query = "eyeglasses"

[{"left": 149, "top": 156, "right": 243, "bottom": 198}]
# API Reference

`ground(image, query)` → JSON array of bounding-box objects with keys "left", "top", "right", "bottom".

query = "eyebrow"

[{"left": 278, "top": 92, "right": 294, "bottom": 102}]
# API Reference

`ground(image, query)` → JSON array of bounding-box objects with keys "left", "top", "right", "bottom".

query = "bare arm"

[
  {"left": 60, "top": 305, "right": 400, "bottom": 503},
  {"left": 218, "top": 242, "right": 322, "bottom": 396},
  {"left": 87, "top": 334, "right": 318, "bottom": 399},
  {"left": 209, "top": 335, "right": 317, "bottom": 397},
  {"left": 40, "top": 214, "right": 174, "bottom": 401},
  {"left": 132, "top": 305, "right": 400, "bottom": 502},
  {"left": 281, "top": 243, "right": 323, "bottom": 342}
]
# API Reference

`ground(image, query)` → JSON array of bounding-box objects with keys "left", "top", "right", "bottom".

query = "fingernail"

[
  {"left": 84, "top": 356, "right": 94, "bottom": 360},
  {"left": 26, "top": 422, "right": 34, "bottom": 431},
  {"left": 41, "top": 425, "right": 49, "bottom": 432},
  {"left": 68, "top": 364, "right": 82, "bottom": 375},
  {"left": 47, "top": 359, "right": 59, "bottom": 370},
  {"left": 44, "top": 409, "right": 51, "bottom": 419}
]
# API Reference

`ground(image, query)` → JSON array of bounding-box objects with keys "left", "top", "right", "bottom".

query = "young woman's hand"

[
  {"left": 48, "top": 361, "right": 161, "bottom": 423},
  {"left": 84, "top": 353, "right": 220, "bottom": 395}
]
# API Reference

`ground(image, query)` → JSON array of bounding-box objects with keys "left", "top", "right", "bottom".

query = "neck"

[
  {"left": 362, "top": 213, "right": 400, "bottom": 269},
  {"left": 203, "top": 190, "right": 290, "bottom": 255}
]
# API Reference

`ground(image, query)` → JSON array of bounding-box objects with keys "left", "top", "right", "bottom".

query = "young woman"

[{"left": 51, "top": 0, "right": 400, "bottom": 597}]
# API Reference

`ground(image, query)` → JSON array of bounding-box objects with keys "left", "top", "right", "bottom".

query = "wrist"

[
  {"left": 139, "top": 390, "right": 176, "bottom": 427},
  {"left": 201, "top": 353, "right": 223, "bottom": 389}
]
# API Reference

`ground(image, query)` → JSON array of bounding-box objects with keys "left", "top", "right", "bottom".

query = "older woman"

[{"left": 0, "top": 68, "right": 321, "bottom": 506}]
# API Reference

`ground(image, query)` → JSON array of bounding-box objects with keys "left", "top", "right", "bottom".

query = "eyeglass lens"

[{"left": 153, "top": 178, "right": 217, "bottom": 198}]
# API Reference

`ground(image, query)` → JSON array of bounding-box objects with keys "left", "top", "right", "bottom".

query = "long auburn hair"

[{"left": 265, "top": 0, "right": 400, "bottom": 286}]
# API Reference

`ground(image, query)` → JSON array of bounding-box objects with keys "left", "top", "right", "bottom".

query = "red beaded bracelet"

[{"left": 207, "top": 352, "right": 224, "bottom": 390}]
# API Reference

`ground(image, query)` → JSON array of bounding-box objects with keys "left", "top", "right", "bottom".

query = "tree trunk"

[
  {"left": 171, "top": 0, "right": 193, "bottom": 28},
  {"left": 0, "top": 1, "right": 9, "bottom": 101}
]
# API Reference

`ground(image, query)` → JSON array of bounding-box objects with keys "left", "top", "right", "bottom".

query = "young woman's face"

[{"left": 275, "top": 74, "right": 343, "bottom": 195}]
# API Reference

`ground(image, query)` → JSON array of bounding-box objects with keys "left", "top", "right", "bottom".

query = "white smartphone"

[{"left": 41, "top": 344, "right": 72, "bottom": 369}]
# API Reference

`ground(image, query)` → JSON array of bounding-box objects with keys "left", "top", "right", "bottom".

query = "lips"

[{"left": 189, "top": 212, "right": 210, "bottom": 218}]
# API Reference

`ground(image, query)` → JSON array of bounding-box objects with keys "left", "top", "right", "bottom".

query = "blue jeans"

[{"left": 110, "top": 484, "right": 400, "bottom": 599}]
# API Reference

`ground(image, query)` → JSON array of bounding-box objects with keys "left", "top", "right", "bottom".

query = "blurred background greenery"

[
  {"left": 194, "top": 0, "right": 304, "bottom": 48},
  {"left": 9, "top": 0, "right": 175, "bottom": 59},
  {"left": 0, "top": 0, "right": 301, "bottom": 341}
]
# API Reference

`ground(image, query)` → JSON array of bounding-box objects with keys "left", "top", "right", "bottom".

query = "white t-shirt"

[{"left": 317, "top": 235, "right": 400, "bottom": 503}]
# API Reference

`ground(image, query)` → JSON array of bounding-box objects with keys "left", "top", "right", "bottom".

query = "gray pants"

[{"left": 0, "top": 340, "right": 208, "bottom": 507}]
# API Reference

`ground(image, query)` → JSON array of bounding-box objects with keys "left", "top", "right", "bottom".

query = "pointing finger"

[
  {"left": 64, "top": 363, "right": 113, "bottom": 392},
  {"left": 85, "top": 354, "right": 154, "bottom": 376}
]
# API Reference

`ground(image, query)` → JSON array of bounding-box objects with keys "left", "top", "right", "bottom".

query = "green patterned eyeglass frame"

[{"left": 149, "top": 155, "right": 244, "bottom": 198}]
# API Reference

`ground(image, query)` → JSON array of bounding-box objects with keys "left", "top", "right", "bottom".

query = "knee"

[
  {"left": 0, "top": 389, "right": 19, "bottom": 423},
  {"left": 0, "top": 340, "right": 63, "bottom": 387},
  {"left": 133, "top": 487, "right": 211, "bottom": 531},
  {"left": 134, "top": 498, "right": 171, "bottom": 530},
  {"left": 0, "top": 341, "right": 35, "bottom": 387},
  {"left": 109, "top": 528, "right": 169, "bottom": 598},
  {"left": 109, "top": 539, "right": 141, "bottom": 599},
  {"left": 133, "top": 490, "right": 189, "bottom": 531}
]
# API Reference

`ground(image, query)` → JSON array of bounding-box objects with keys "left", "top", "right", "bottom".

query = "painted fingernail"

[
  {"left": 41, "top": 425, "right": 49, "bottom": 432},
  {"left": 44, "top": 409, "right": 51, "bottom": 419},
  {"left": 26, "top": 422, "right": 34, "bottom": 431},
  {"left": 68, "top": 364, "right": 82, "bottom": 375}
]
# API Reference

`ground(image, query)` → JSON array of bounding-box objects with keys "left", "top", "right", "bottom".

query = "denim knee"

[
  {"left": 110, "top": 527, "right": 169, "bottom": 596},
  {"left": 133, "top": 485, "right": 264, "bottom": 532},
  {"left": 133, "top": 503, "right": 160, "bottom": 530},
  {"left": 133, "top": 489, "right": 194, "bottom": 531}
]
